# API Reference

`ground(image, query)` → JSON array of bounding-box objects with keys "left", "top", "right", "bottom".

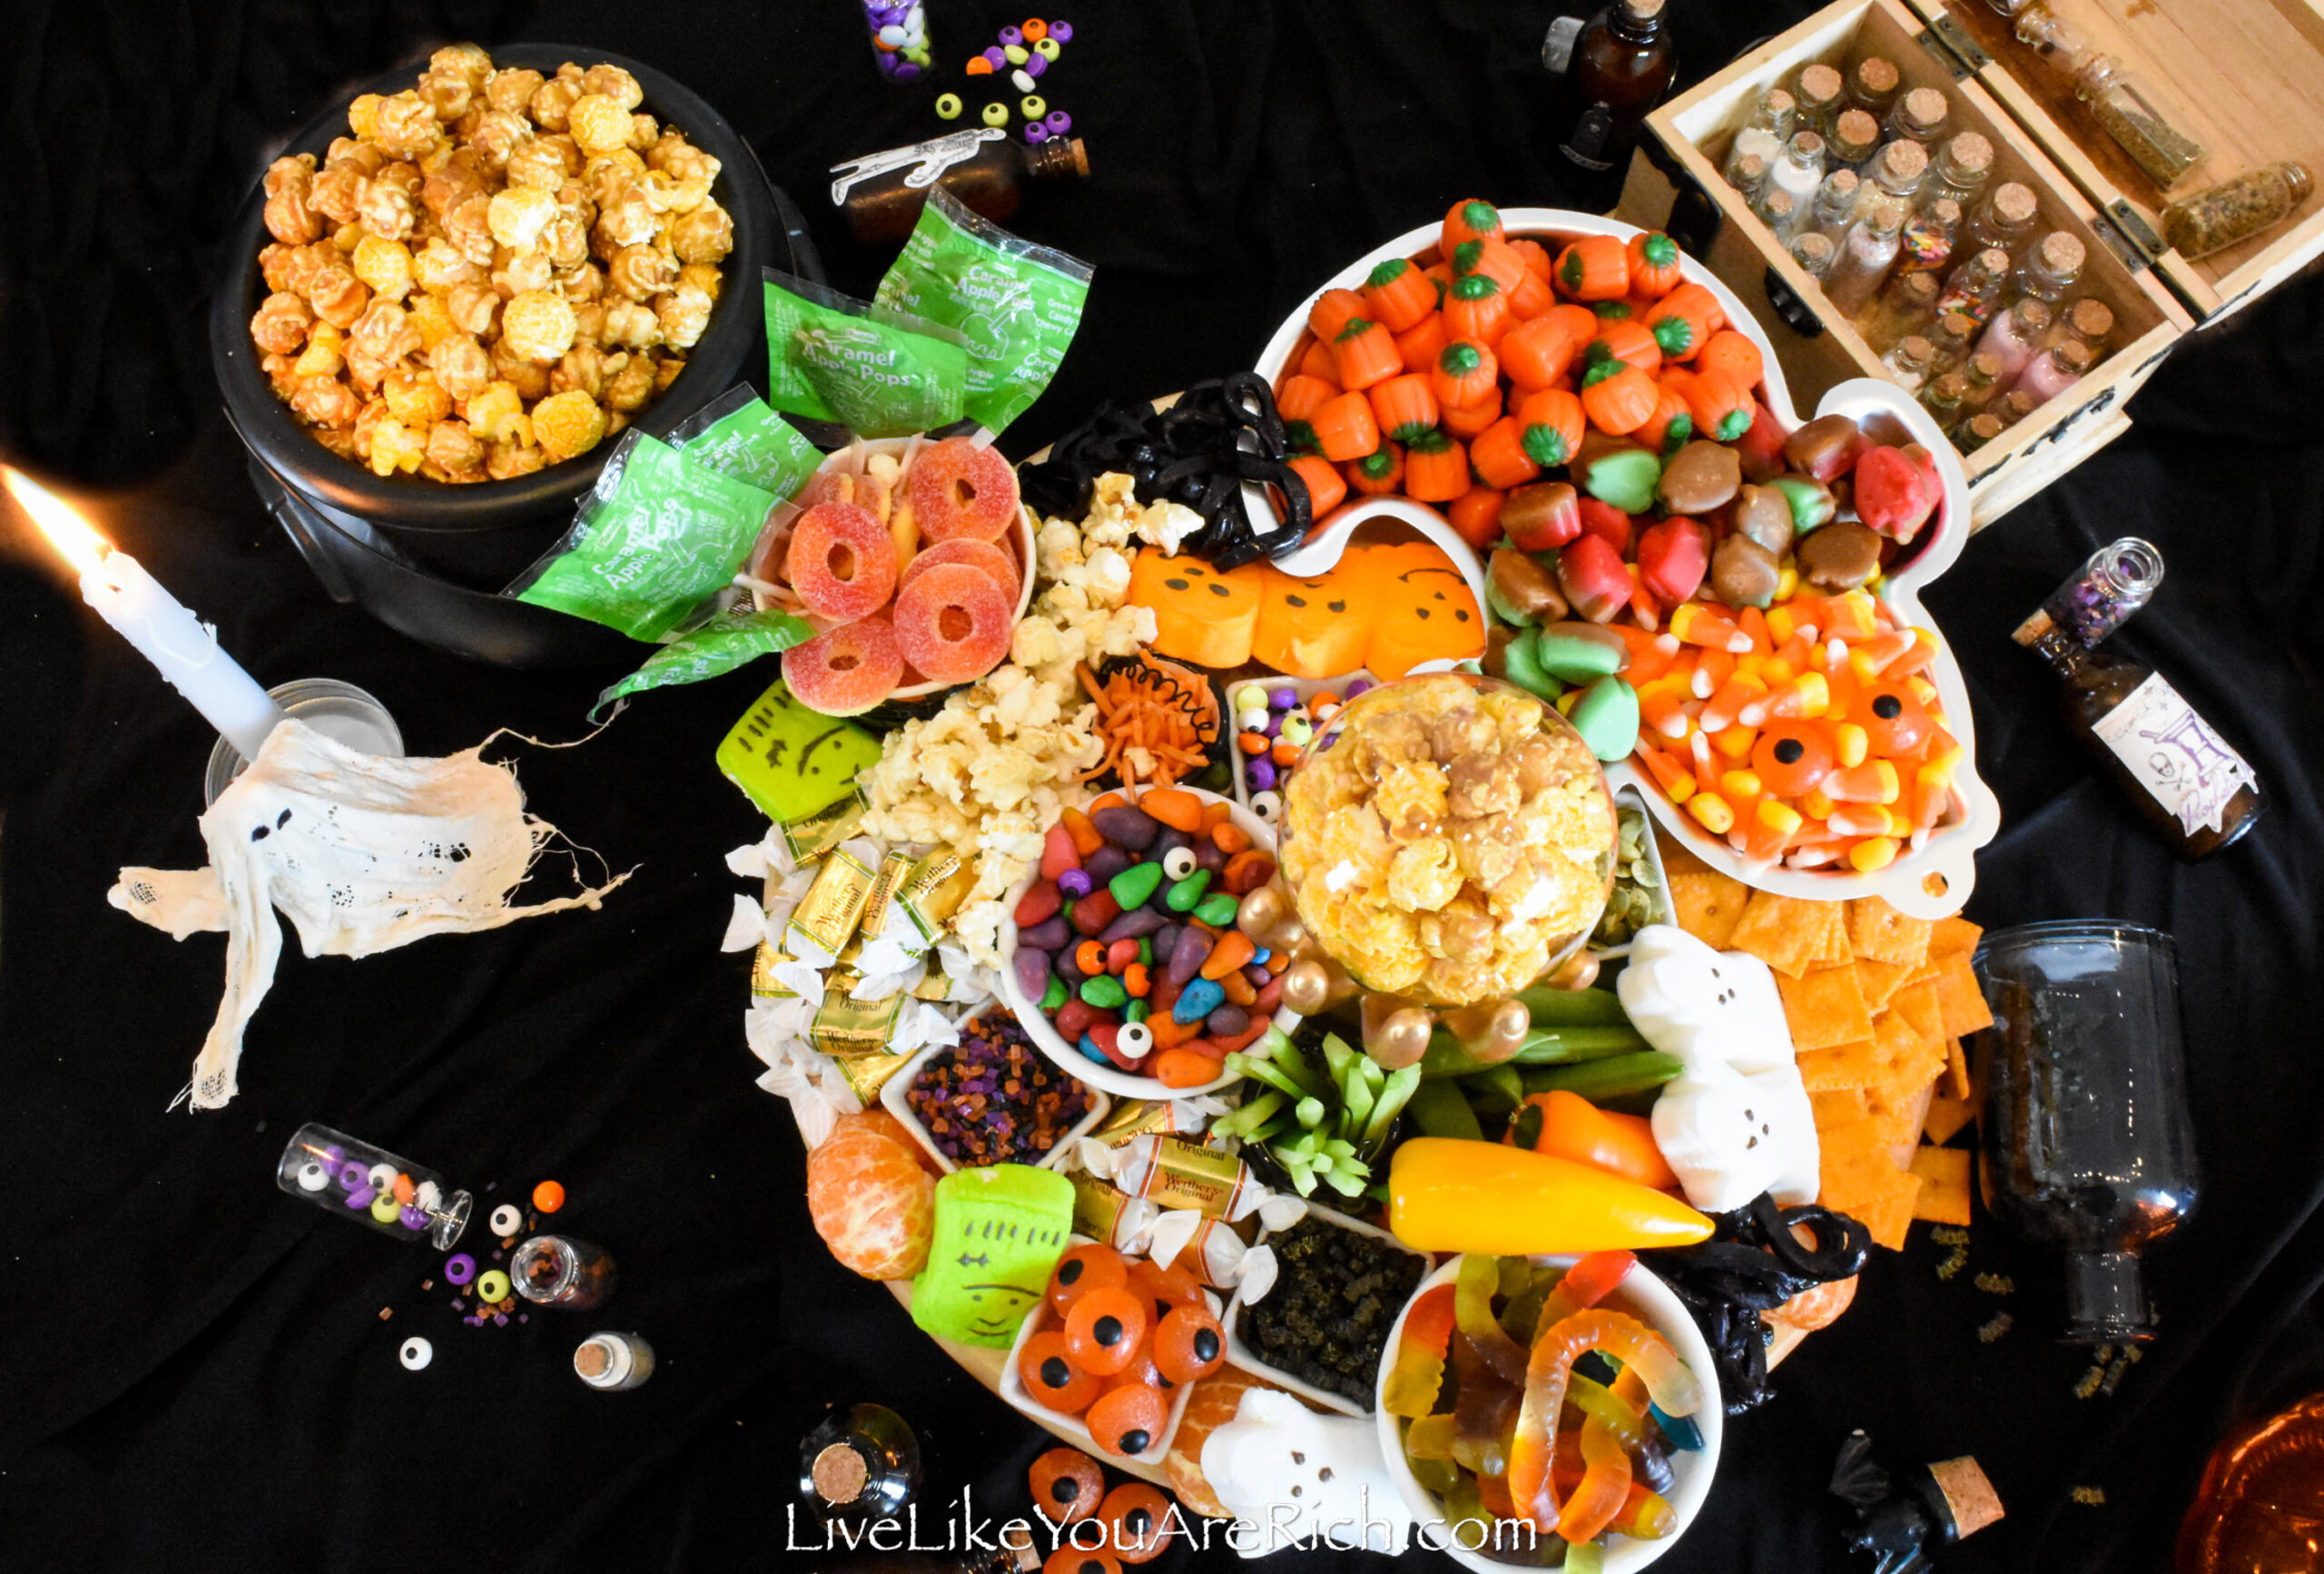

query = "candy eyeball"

[
  {"left": 1117, "top": 1021, "right": 1154, "bottom": 1060},
  {"left": 399, "top": 1337, "right": 433, "bottom": 1371},
  {"left": 488, "top": 1203, "right": 524, "bottom": 1237},
  {"left": 295, "top": 1161, "right": 330, "bottom": 1192},
  {"left": 1162, "top": 847, "right": 1198, "bottom": 880},
  {"left": 1250, "top": 790, "right": 1283, "bottom": 824}
]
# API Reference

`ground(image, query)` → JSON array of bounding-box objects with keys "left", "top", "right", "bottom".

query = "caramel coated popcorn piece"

[{"left": 529, "top": 389, "right": 606, "bottom": 461}]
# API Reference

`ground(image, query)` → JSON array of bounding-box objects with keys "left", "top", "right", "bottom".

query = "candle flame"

[{"left": 2, "top": 465, "right": 112, "bottom": 578}]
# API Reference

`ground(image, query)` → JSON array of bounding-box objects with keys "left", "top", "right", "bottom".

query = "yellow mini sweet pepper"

[{"left": 1387, "top": 1136, "right": 1713, "bottom": 1255}]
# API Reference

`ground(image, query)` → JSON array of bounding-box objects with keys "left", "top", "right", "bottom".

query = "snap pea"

[
  {"left": 1406, "top": 1077, "right": 1485, "bottom": 1142},
  {"left": 1517, "top": 1050, "right": 1685, "bottom": 1103},
  {"left": 1419, "top": 1025, "right": 1650, "bottom": 1079},
  {"left": 1461, "top": 1063, "right": 1524, "bottom": 1118}
]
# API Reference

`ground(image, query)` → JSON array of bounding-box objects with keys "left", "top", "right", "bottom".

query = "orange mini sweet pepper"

[{"left": 1387, "top": 1137, "right": 1711, "bottom": 1255}]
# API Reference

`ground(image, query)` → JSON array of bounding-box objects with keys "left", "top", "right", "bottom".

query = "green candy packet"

[
  {"left": 666, "top": 386, "right": 822, "bottom": 501},
  {"left": 507, "top": 431, "right": 778, "bottom": 642},
  {"left": 872, "top": 187, "right": 1093, "bottom": 436},
  {"left": 763, "top": 270, "right": 970, "bottom": 438},
  {"left": 590, "top": 606, "right": 819, "bottom": 723}
]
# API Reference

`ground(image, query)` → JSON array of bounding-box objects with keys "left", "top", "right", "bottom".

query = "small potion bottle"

[{"left": 802, "top": 1403, "right": 923, "bottom": 1527}]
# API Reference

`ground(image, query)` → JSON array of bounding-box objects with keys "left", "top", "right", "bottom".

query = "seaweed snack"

[
  {"left": 1207, "top": 1024, "right": 1419, "bottom": 1200},
  {"left": 1236, "top": 1212, "right": 1425, "bottom": 1408},
  {"left": 904, "top": 1014, "right": 1093, "bottom": 1166},
  {"left": 762, "top": 271, "right": 970, "bottom": 438},
  {"left": 508, "top": 430, "right": 777, "bottom": 640},
  {"left": 873, "top": 188, "right": 1092, "bottom": 435},
  {"left": 1277, "top": 674, "right": 1617, "bottom": 1006},
  {"left": 1017, "top": 377, "right": 1315, "bottom": 570},
  {"left": 1076, "top": 651, "right": 1226, "bottom": 791},
  {"left": 667, "top": 386, "right": 822, "bottom": 498},
  {"left": 804, "top": 1109, "right": 938, "bottom": 1281},
  {"left": 1384, "top": 1250, "right": 1709, "bottom": 1558},
  {"left": 248, "top": 47, "right": 733, "bottom": 479},
  {"left": 910, "top": 1163, "right": 1074, "bottom": 1348},
  {"left": 1129, "top": 541, "right": 1484, "bottom": 681},
  {"left": 1642, "top": 1192, "right": 1870, "bottom": 1412},
  {"left": 1013, "top": 786, "right": 1282, "bottom": 1090}
]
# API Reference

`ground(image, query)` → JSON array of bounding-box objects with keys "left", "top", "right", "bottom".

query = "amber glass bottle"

[
  {"left": 835, "top": 129, "right": 1089, "bottom": 247},
  {"left": 1553, "top": 0, "right": 1677, "bottom": 174},
  {"left": 2013, "top": 538, "right": 2262, "bottom": 858}
]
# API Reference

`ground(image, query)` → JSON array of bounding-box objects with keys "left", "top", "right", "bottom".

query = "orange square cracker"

[
  {"left": 1933, "top": 953, "right": 1995, "bottom": 1038},
  {"left": 1820, "top": 1120, "right": 1923, "bottom": 1250},
  {"left": 1855, "top": 956, "right": 1913, "bottom": 1013},
  {"left": 1929, "top": 916, "right": 1983, "bottom": 957},
  {"left": 1728, "top": 891, "right": 1827, "bottom": 979},
  {"left": 1847, "top": 897, "right": 1934, "bottom": 968},
  {"left": 1923, "top": 1092, "right": 1974, "bottom": 1146},
  {"left": 1777, "top": 964, "right": 1875, "bottom": 1052},
  {"left": 1668, "top": 869, "right": 1750, "bottom": 952},
  {"left": 1807, "top": 900, "right": 1853, "bottom": 967},
  {"left": 1889, "top": 979, "right": 1946, "bottom": 1056},
  {"left": 1945, "top": 1033, "right": 1972, "bottom": 1101},
  {"left": 1908, "top": 1146, "right": 1973, "bottom": 1225}
]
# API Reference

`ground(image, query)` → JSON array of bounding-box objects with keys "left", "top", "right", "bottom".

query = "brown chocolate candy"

[
  {"left": 1656, "top": 438, "right": 1741, "bottom": 516},
  {"left": 1797, "top": 519, "right": 1884, "bottom": 591},
  {"left": 1489, "top": 548, "right": 1570, "bottom": 621},
  {"left": 1783, "top": 413, "right": 1866, "bottom": 482},
  {"left": 1710, "top": 534, "right": 1781, "bottom": 609},
  {"left": 1731, "top": 483, "right": 1795, "bottom": 556}
]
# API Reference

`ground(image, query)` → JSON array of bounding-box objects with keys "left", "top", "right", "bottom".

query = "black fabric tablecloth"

[{"left": 3, "top": 4, "right": 2322, "bottom": 1571}]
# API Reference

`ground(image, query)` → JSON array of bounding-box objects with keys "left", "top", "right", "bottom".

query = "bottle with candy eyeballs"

[
  {"left": 2012, "top": 537, "right": 2263, "bottom": 857},
  {"left": 802, "top": 1402, "right": 922, "bottom": 1528},
  {"left": 2161, "top": 161, "right": 2314, "bottom": 261},
  {"left": 855, "top": 1, "right": 933, "bottom": 82},
  {"left": 1974, "top": 920, "right": 2200, "bottom": 1342},
  {"left": 274, "top": 1122, "right": 472, "bottom": 1248},
  {"left": 1551, "top": 0, "right": 1679, "bottom": 179}
]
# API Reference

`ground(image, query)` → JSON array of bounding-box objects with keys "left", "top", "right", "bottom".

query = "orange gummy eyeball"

[
  {"left": 531, "top": 1179, "right": 565, "bottom": 1214},
  {"left": 1027, "top": 1445, "right": 1106, "bottom": 1523},
  {"left": 1063, "top": 1286, "right": 1150, "bottom": 1376},
  {"left": 1019, "top": 1331, "right": 1102, "bottom": 1414},
  {"left": 1085, "top": 1378, "right": 1168, "bottom": 1459},
  {"left": 1047, "top": 1243, "right": 1128, "bottom": 1318}
]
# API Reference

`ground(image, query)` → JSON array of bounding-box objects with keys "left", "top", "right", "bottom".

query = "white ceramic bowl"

[
  {"left": 997, "top": 784, "right": 1300, "bottom": 1101},
  {"left": 745, "top": 434, "right": 1039, "bottom": 703},
  {"left": 1222, "top": 1203, "right": 1433, "bottom": 1418},
  {"left": 1374, "top": 1254, "right": 1725, "bottom": 1574},
  {"left": 1250, "top": 209, "right": 1998, "bottom": 920},
  {"left": 879, "top": 1006, "right": 1112, "bottom": 1176},
  {"left": 996, "top": 1249, "right": 1212, "bottom": 1468}
]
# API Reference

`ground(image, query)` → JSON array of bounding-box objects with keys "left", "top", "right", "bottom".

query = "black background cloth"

[{"left": 2, "top": 2, "right": 2321, "bottom": 1570}]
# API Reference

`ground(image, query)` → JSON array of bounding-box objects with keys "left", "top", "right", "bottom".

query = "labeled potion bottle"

[
  {"left": 1974, "top": 297, "right": 2053, "bottom": 385},
  {"left": 834, "top": 130, "right": 1090, "bottom": 247},
  {"left": 1920, "top": 132, "right": 1995, "bottom": 217},
  {"left": 2012, "top": 538, "right": 2263, "bottom": 855},
  {"left": 1853, "top": 138, "right": 1929, "bottom": 221},
  {"left": 1884, "top": 86, "right": 1951, "bottom": 148},
  {"left": 1807, "top": 168, "right": 1863, "bottom": 241},
  {"left": 1827, "top": 109, "right": 1881, "bottom": 173},
  {"left": 1822, "top": 198, "right": 1907, "bottom": 316},
  {"left": 1552, "top": 0, "right": 1679, "bottom": 175},
  {"left": 1794, "top": 63, "right": 1846, "bottom": 139},
  {"left": 2014, "top": 338, "right": 2093, "bottom": 403},
  {"left": 1896, "top": 196, "right": 1964, "bottom": 278},
  {"left": 1975, "top": 920, "right": 2200, "bottom": 1342},
  {"left": 1935, "top": 245, "right": 2013, "bottom": 324},
  {"left": 1856, "top": 269, "right": 1938, "bottom": 352},
  {"left": 2161, "top": 161, "right": 2315, "bottom": 260}
]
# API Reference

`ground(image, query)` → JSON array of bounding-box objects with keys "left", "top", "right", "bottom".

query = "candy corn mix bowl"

[
  {"left": 1251, "top": 208, "right": 1997, "bottom": 920},
  {"left": 1374, "top": 1254, "right": 1724, "bottom": 1574}
]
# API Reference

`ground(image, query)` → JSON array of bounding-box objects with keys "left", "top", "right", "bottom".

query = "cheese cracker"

[
  {"left": 1777, "top": 963, "right": 1875, "bottom": 1052},
  {"left": 1907, "top": 1146, "right": 1973, "bottom": 1225},
  {"left": 1668, "top": 868, "right": 1750, "bottom": 952}
]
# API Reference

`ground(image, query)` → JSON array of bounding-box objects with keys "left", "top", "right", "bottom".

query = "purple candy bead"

[
  {"left": 1247, "top": 758, "right": 1278, "bottom": 791},
  {"left": 1099, "top": 907, "right": 1167, "bottom": 942},
  {"left": 322, "top": 1145, "right": 346, "bottom": 1165},
  {"left": 1050, "top": 20, "right": 1073, "bottom": 41},
  {"left": 1268, "top": 687, "right": 1298, "bottom": 711},
  {"left": 399, "top": 1205, "right": 428, "bottom": 1232},
  {"left": 1024, "top": 124, "right": 1049, "bottom": 143},
  {"left": 1045, "top": 111, "right": 1073, "bottom": 133},
  {"left": 999, "top": 25, "right": 1023, "bottom": 44},
  {"left": 338, "top": 1161, "right": 367, "bottom": 1191},
  {"left": 1344, "top": 678, "right": 1374, "bottom": 698},
  {"left": 893, "top": 61, "right": 921, "bottom": 80},
  {"left": 1153, "top": 923, "right": 1182, "bottom": 964},
  {"left": 1014, "top": 946, "right": 1053, "bottom": 999},
  {"left": 446, "top": 1254, "right": 476, "bottom": 1284},
  {"left": 983, "top": 45, "right": 1008, "bottom": 66},
  {"left": 1058, "top": 868, "right": 1094, "bottom": 899},
  {"left": 1024, "top": 51, "right": 1047, "bottom": 77},
  {"left": 1020, "top": 915, "right": 1070, "bottom": 951},
  {"left": 344, "top": 1187, "right": 374, "bottom": 1210}
]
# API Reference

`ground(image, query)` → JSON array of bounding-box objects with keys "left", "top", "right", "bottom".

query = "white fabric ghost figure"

[
  {"left": 109, "top": 721, "right": 629, "bottom": 1109},
  {"left": 1618, "top": 923, "right": 1819, "bottom": 1213},
  {"left": 1199, "top": 1389, "right": 1413, "bottom": 1558}
]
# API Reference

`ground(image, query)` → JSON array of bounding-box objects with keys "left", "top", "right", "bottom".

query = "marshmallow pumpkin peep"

[{"left": 1619, "top": 924, "right": 1819, "bottom": 1214}]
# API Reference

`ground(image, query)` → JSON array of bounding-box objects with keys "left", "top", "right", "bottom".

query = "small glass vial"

[
  {"left": 1965, "top": 181, "right": 2041, "bottom": 255},
  {"left": 1976, "top": 297, "right": 2053, "bottom": 385},
  {"left": 1726, "top": 151, "right": 1769, "bottom": 199},
  {"left": 1846, "top": 55, "right": 1901, "bottom": 121},
  {"left": 2004, "top": 3, "right": 2206, "bottom": 187},
  {"left": 275, "top": 1123, "right": 471, "bottom": 1248},
  {"left": 1764, "top": 131, "right": 1827, "bottom": 235},
  {"left": 2014, "top": 338, "right": 2093, "bottom": 404},
  {"left": 1753, "top": 185, "right": 1801, "bottom": 238},
  {"left": 2161, "top": 161, "right": 2314, "bottom": 261},
  {"left": 802, "top": 1403, "right": 922, "bottom": 1527},
  {"left": 1788, "top": 231, "right": 1837, "bottom": 279},
  {"left": 2053, "top": 298, "right": 2114, "bottom": 355},
  {"left": 1897, "top": 197, "right": 1964, "bottom": 278},
  {"left": 2013, "top": 231, "right": 2086, "bottom": 308},
  {"left": 1921, "top": 132, "right": 1995, "bottom": 216},
  {"left": 1854, "top": 138, "right": 1929, "bottom": 221},
  {"left": 1921, "top": 370, "right": 1970, "bottom": 423},
  {"left": 574, "top": 1332, "right": 655, "bottom": 1391},
  {"left": 1827, "top": 109, "right": 1880, "bottom": 172},
  {"left": 1856, "top": 269, "right": 1938, "bottom": 352},
  {"left": 511, "top": 1235, "right": 617, "bottom": 1309},
  {"left": 1935, "top": 245, "right": 2014, "bottom": 324},
  {"left": 1954, "top": 411, "right": 2007, "bottom": 452},
  {"left": 1929, "top": 308, "right": 1982, "bottom": 371},
  {"left": 1807, "top": 169, "right": 1862, "bottom": 241},
  {"left": 1885, "top": 87, "right": 1951, "bottom": 148},
  {"left": 1822, "top": 197, "right": 1907, "bottom": 316},
  {"left": 855, "top": 2, "right": 932, "bottom": 83},
  {"left": 1961, "top": 349, "right": 2005, "bottom": 409},
  {"left": 1881, "top": 333, "right": 1937, "bottom": 392},
  {"left": 1794, "top": 63, "right": 1846, "bottom": 139},
  {"left": 1998, "top": 389, "right": 2040, "bottom": 427}
]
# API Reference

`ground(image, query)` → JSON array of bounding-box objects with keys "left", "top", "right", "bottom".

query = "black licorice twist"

[
  {"left": 1644, "top": 1193, "right": 1873, "bottom": 1412},
  {"left": 1018, "top": 376, "right": 1314, "bottom": 570}
]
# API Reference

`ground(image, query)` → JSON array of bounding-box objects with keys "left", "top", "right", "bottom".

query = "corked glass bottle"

[
  {"left": 1846, "top": 55, "right": 1901, "bottom": 121},
  {"left": 2161, "top": 162, "right": 2315, "bottom": 260},
  {"left": 1988, "top": 0, "right": 2206, "bottom": 186},
  {"left": 1896, "top": 196, "right": 1964, "bottom": 279},
  {"left": 1935, "top": 245, "right": 2013, "bottom": 324},
  {"left": 1822, "top": 198, "right": 1907, "bottom": 316},
  {"left": 1723, "top": 87, "right": 1798, "bottom": 190},
  {"left": 1856, "top": 269, "right": 1938, "bottom": 353},
  {"left": 1884, "top": 86, "right": 1951, "bottom": 148},
  {"left": 1552, "top": 0, "right": 1679, "bottom": 175},
  {"left": 1880, "top": 333, "right": 1937, "bottom": 392},
  {"left": 1788, "top": 231, "right": 1837, "bottom": 279},
  {"left": 836, "top": 131, "right": 1090, "bottom": 247},
  {"left": 1920, "top": 133, "right": 1994, "bottom": 217},
  {"left": 1852, "top": 138, "right": 1929, "bottom": 221},
  {"left": 1827, "top": 108, "right": 1881, "bottom": 173},
  {"left": 1793, "top": 62, "right": 1846, "bottom": 139},
  {"left": 1807, "top": 168, "right": 1863, "bottom": 242},
  {"left": 1974, "top": 297, "right": 2053, "bottom": 386}
]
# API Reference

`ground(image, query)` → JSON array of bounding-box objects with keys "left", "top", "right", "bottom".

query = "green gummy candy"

[
  {"left": 911, "top": 1166, "right": 1074, "bottom": 1349},
  {"left": 1165, "top": 870, "right": 1213, "bottom": 911},
  {"left": 1109, "top": 862, "right": 1164, "bottom": 910},
  {"left": 1137, "top": 937, "right": 1155, "bottom": 966},
  {"left": 1483, "top": 573, "right": 1532, "bottom": 628},
  {"left": 1770, "top": 477, "right": 1836, "bottom": 533},
  {"left": 1125, "top": 999, "right": 1149, "bottom": 1024},
  {"left": 1500, "top": 629, "right": 1567, "bottom": 703},
  {"left": 1570, "top": 676, "right": 1641, "bottom": 762},
  {"left": 713, "top": 680, "right": 882, "bottom": 823},
  {"left": 1040, "top": 975, "right": 1068, "bottom": 1012},
  {"left": 1081, "top": 975, "right": 1129, "bottom": 1009},
  {"left": 1584, "top": 449, "right": 1661, "bottom": 515},
  {"left": 1532, "top": 630, "right": 1623, "bottom": 684},
  {"left": 1194, "top": 892, "right": 1240, "bottom": 928}
]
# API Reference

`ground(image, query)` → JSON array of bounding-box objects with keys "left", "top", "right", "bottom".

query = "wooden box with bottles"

[{"left": 1611, "top": 0, "right": 2324, "bottom": 530}]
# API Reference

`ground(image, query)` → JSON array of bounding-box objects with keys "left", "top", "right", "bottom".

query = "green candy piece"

[
  {"left": 910, "top": 1166, "right": 1074, "bottom": 1349},
  {"left": 1532, "top": 630, "right": 1623, "bottom": 684},
  {"left": 1570, "top": 676, "right": 1641, "bottom": 762},
  {"left": 713, "top": 681, "right": 882, "bottom": 823},
  {"left": 1194, "top": 892, "right": 1240, "bottom": 928},
  {"left": 1584, "top": 448, "right": 1662, "bottom": 515},
  {"left": 1770, "top": 476, "right": 1837, "bottom": 533},
  {"left": 1040, "top": 975, "right": 1068, "bottom": 1012},
  {"left": 1499, "top": 629, "right": 1566, "bottom": 703},
  {"left": 1483, "top": 574, "right": 1532, "bottom": 627},
  {"left": 1165, "top": 870, "right": 1214, "bottom": 911},
  {"left": 1110, "top": 862, "right": 1164, "bottom": 910},
  {"left": 1125, "top": 999, "right": 1149, "bottom": 1024},
  {"left": 1137, "top": 936, "right": 1154, "bottom": 966},
  {"left": 1080, "top": 975, "right": 1129, "bottom": 1009}
]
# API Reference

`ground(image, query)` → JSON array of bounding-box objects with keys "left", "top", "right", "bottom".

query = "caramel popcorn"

[{"left": 250, "top": 45, "right": 718, "bottom": 481}]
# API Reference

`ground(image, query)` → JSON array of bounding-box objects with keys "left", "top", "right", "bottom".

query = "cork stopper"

[
  {"left": 1793, "top": 232, "right": 1836, "bottom": 270},
  {"left": 1798, "top": 63, "right": 1845, "bottom": 110},
  {"left": 1881, "top": 138, "right": 1929, "bottom": 182},
  {"left": 1969, "top": 350, "right": 2004, "bottom": 383},
  {"left": 1935, "top": 310, "right": 1980, "bottom": 349},
  {"left": 1625, "top": 0, "right": 1669, "bottom": 17},
  {"left": 1853, "top": 56, "right": 1900, "bottom": 99},
  {"left": 2066, "top": 298, "right": 2114, "bottom": 339},
  {"left": 1761, "top": 189, "right": 1797, "bottom": 222},
  {"left": 2012, "top": 297, "right": 2053, "bottom": 330},
  {"left": 1866, "top": 195, "right": 1907, "bottom": 231},
  {"left": 1898, "top": 87, "right": 1949, "bottom": 135},
  {"left": 1788, "top": 130, "right": 1827, "bottom": 163},
  {"left": 1833, "top": 109, "right": 1879, "bottom": 157},
  {"left": 1765, "top": 87, "right": 1797, "bottom": 119},
  {"left": 2003, "top": 389, "right": 2039, "bottom": 419},
  {"left": 1964, "top": 413, "right": 2005, "bottom": 442},
  {"left": 813, "top": 1442, "right": 871, "bottom": 1505},
  {"left": 1928, "top": 371, "right": 1968, "bottom": 402},
  {"left": 2037, "top": 231, "right": 2086, "bottom": 275},
  {"left": 1946, "top": 132, "right": 1994, "bottom": 175},
  {"left": 1033, "top": 136, "right": 1091, "bottom": 180},
  {"left": 1927, "top": 1457, "right": 2005, "bottom": 1539},
  {"left": 1825, "top": 169, "right": 1862, "bottom": 200},
  {"left": 1896, "top": 334, "right": 1935, "bottom": 364},
  {"left": 1733, "top": 152, "right": 1768, "bottom": 186},
  {"left": 1993, "top": 182, "right": 2039, "bottom": 226},
  {"left": 575, "top": 1340, "right": 611, "bottom": 1377},
  {"left": 2059, "top": 339, "right": 2095, "bottom": 372},
  {"left": 1975, "top": 245, "right": 2011, "bottom": 276},
  {"left": 1927, "top": 197, "right": 1962, "bottom": 229},
  {"left": 2283, "top": 161, "right": 2315, "bottom": 203},
  {"left": 1898, "top": 271, "right": 1938, "bottom": 307}
]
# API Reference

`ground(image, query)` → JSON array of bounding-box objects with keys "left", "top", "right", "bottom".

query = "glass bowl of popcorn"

[{"left": 1277, "top": 673, "right": 1617, "bottom": 1008}]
